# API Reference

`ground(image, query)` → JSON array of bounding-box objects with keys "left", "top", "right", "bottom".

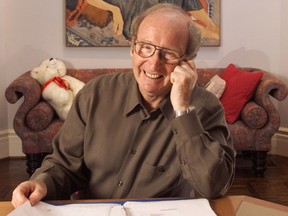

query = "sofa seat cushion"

[{"left": 228, "top": 121, "right": 271, "bottom": 151}]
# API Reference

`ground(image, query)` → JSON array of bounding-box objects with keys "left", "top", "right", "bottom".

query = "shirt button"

[
  {"left": 158, "top": 167, "right": 165, "bottom": 173},
  {"left": 131, "top": 149, "right": 137, "bottom": 155},
  {"left": 172, "top": 129, "right": 178, "bottom": 134},
  {"left": 118, "top": 180, "right": 123, "bottom": 187},
  {"left": 181, "top": 160, "right": 187, "bottom": 165}
]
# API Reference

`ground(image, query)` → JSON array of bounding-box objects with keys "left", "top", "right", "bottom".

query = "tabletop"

[{"left": 1, "top": 195, "right": 288, "bottom": 216}]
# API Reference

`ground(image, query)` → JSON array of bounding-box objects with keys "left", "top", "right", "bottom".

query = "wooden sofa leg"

[
  {"left": 252, "top": 151, "right": 268, "bottom": 177},
  {"left": 26, "top": 153, "right": 49, "bottom": 176}
]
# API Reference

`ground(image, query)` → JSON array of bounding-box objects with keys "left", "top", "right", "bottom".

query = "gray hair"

[{"left": 130, "top": 3, "right": 202, "bottom": 59}]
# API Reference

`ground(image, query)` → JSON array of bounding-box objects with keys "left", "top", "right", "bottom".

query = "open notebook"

[{"left": 8, "top": 198, "right": 216, "bottom": 216}]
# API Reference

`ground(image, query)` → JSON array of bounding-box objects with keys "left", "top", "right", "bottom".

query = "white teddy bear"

[{"left": 31, "top": 58, "right": 85, "bottom": 120}]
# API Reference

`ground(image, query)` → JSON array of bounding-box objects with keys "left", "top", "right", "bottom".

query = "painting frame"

[{"left": 65, "top": 0, "right": 221, "bottom": 47}]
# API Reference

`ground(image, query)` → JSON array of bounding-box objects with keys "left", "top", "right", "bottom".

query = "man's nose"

[{"left": 148, "top": 50, "right": 163, "bottom": 68}]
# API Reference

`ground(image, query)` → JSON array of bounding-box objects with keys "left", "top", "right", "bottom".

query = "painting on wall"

[{"left": 65, "top": 0, "right": 221, "bottom": 47}]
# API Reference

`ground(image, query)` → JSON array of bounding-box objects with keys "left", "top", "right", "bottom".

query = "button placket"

[
  {"left": 112, "top": 117, "right": 146, "bottom": 197},
  {"left": 181, "top": 160, "right": 187, "bottom": 165},
  {"left": 172, "top": 129, "right": 178, "bottom": 134},
  {"left": 118, "top": 180, "right": 123, "bottom": 187}
]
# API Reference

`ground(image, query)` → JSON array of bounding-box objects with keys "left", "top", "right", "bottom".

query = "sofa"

[{"left": 5, "top": 66, "right": 288, "bottom": 176}]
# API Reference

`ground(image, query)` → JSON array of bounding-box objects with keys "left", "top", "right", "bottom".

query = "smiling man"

[
  {"left": 131, "top": 10, "right": 194, "bottom": 112},
  {"left": 12, "top": 3, "right": 235, "bottom": 208}
]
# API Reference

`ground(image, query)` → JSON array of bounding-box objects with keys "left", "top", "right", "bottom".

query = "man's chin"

[{"left": 139, "top": 85, "right": 171, "bottom": 98}]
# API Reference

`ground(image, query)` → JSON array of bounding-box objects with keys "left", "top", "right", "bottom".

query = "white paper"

[
  {"left": 8, "top": 201, "right": 125, "bottom": 216},
  {"left": 8, "top": 198, "right": 216, "bottom": 216},
  {"left": 124, "top": 199, "right": 216, "bottom": 216}
]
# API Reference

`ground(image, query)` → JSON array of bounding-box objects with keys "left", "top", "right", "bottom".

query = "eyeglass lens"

[{"left": 135, "top": 42, "right": 181, "bottom": 64}]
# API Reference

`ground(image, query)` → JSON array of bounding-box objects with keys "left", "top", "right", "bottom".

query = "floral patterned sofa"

[{"left": 5, "top": 66, "right": 288, "bottom": 176}]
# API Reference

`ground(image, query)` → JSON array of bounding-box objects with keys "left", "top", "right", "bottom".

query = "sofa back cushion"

[
  {"left": 220, "top": 64, "right": 263, "bottom": 123},
  {"left": 65, "top": 66, "right": 263, "bottom": 125}
]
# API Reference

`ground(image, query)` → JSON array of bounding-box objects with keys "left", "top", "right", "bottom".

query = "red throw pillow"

[{"left": 220, "top": 64, "right": 263, "bottom": 123}]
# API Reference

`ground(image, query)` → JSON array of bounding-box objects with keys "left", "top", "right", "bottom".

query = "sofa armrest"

[
  {"left": 241, "top": 101, "right": 267, "bottom": 129},
  {"left": 253, "top": 71, "right": 288, "bottom": 133},
  {"left": 5, "top": 71, "right": 42, "bottom": 135},
  {"left": 26, "top": 101, "right": 55, "bottom": 131}
]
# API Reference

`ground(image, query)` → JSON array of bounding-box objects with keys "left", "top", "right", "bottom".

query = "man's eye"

[
  {"left": 163, "top": 51, "right": 177, "bottom": 60},
  {"left": 142, "top": 44, "right": 153, "bottom": 51}
]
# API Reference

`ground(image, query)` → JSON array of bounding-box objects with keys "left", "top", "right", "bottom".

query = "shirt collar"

[
  {"left": 123, "top": 79, "right": 142, "bottom": 116},
  {"left": 123, "top": 79, "right": 174, "bottom": 120}
]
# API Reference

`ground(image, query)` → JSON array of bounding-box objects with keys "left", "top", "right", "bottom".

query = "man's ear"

[
  {"left": 130, "top": 46, "right": 134, "bottom": 57},
  {"left": 130, "top": 38, "right": 136, "bottom": 57}
]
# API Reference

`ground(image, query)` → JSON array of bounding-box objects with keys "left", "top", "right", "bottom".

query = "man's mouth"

[{"left": 145, "top": 71, "right": 162, "bottom": 79}]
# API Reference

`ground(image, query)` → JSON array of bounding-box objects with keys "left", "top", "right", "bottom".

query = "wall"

[{"left": 1, "top": 0, "right": 288, "bottom": 157}]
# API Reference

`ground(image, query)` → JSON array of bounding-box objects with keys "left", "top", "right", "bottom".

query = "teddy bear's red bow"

[{"left": 42, "top": 77, "right": 70, "bottom": 92}]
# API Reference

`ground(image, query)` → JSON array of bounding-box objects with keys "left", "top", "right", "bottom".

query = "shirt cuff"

[{"left": 170, "top": 109, "right": 204, "bottom": 140}]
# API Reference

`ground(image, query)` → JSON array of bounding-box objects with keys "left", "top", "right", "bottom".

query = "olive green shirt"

[{"left": 32, "top": 72, "right": 235, "bottom": 200}]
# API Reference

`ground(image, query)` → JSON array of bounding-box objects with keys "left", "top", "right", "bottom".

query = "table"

[
  {"left": 1, "top": 195, "right": 288, "bottom": 216},
  {"left": 210, "top": 195, "right": 288, "bottom": 215}
]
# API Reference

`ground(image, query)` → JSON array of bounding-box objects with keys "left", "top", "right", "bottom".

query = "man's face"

[{"left": 130, "top": 12, "right": 189, "bottom": 100}]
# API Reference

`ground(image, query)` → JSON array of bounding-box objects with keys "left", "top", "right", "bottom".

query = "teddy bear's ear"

[
  {"left": 30, "top": 68, "right": 38, "bottom": 79},
  {"left": 30, "top": 69, "right": 38, "bottom": 78},
  {"left": 41, "top": 59, "right": 50, "bottom": 66}
]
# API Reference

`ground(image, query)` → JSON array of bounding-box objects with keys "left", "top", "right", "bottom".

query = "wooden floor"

[{"left": 1, "top": 154, "right": 288, "bottom": 206}]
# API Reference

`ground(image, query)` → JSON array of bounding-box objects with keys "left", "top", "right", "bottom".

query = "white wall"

[{"left": 2, "top": 0, "right": 288, "bottom": 156}]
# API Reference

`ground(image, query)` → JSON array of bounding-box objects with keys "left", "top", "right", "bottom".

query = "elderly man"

[{"left": 12, "top": 3, "right": 235, "bottom": 208}]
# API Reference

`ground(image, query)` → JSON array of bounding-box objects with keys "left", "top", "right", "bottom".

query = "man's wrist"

[{"left": 174, "top": 105, "right": 195, "bottom": 118}]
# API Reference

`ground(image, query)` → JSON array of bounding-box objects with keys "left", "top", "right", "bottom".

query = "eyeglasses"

[{"left": 134, "top": 41, "right": 184, "bottom": 64}]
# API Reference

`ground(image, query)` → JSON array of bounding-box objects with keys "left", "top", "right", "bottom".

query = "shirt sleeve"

[
  {"left": 30, "top": 88, "right": 90, "bottom": 200},
  {"left": 170, "top": 90, "right": 235, "bottom": 199}
]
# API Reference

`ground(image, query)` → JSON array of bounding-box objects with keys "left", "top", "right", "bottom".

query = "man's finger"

[
  {"left": 12, "top": 191, "right": 29, "bottom": 208},
  {"left": 186, "top": 60, "right": 196, "bottom": 71}
]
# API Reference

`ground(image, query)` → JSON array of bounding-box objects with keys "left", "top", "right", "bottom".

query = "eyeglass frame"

[{"left": 133, "top": 40, "right": 185, "bottom": 65}]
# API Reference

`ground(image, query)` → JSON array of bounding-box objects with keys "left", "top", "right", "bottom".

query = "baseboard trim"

[
  {"left": 0, "top": 156, "right": 26, "bottom": 161},
  {"left": 1, "top": 127, "right": 288, "bottom": 158},
  {"left": 0, "top": 130, "right": 9, "bottom": 159},
  {"left": 271, "top": 127, "right": 288, "bottom": 157},
  {"left": 0, "top": 129, "right": 24, "bottom": 159}
]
